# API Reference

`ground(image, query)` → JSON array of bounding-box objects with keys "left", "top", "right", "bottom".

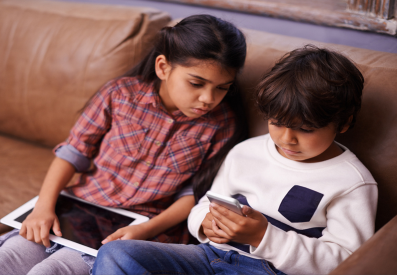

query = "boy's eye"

[
  {"left": 300, "top": 128, "right": 314, "bottom": 133},
  {"left": 270, "top": 121, "right": 282, "bottom": 127}
]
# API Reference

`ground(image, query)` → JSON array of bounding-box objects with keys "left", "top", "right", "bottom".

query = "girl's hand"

[
  {"left": 19, "top": 206, "right": 62, "bottom": 248},
  {"left": 209, "top": 203, "right": 268, "bottom": 248},
  {"left": 102, "top": 223, "right": 151, "bottom": 244},
  {"left": 200, "top": 212, "right": 230, "bottom": 244}
]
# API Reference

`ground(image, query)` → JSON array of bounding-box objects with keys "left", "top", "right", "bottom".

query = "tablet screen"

[{"left": 15, "top": 194, "right": 135, "bottom": 250}]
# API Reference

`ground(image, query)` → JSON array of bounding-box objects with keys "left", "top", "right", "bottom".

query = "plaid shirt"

[{"left": 55, "top": 77, "right": 235, "bottom": 243}]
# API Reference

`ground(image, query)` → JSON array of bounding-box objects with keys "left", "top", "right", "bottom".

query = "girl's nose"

[
  {"left": 198, "top": 89, "right": 215, "bottom": 104},
  {"left": 281, "top": 128, "right": 297, "bottom": 144}
]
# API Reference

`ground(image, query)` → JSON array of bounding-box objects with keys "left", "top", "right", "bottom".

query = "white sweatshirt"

[{"left": 188, "top": 134, "right": 378, "bottom": 275}]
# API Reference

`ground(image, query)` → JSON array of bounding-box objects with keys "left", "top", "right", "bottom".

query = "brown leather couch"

[{"left": 1, "top": 0, "right": 396, "bottom": 273}]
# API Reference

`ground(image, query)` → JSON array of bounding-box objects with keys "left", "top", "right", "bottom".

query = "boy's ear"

[
  {"left": 155, "top": 55, "right": 171, "bottom": 81},
  {"left": 340, "top": 115, "right": 353, "bottom": 134}
]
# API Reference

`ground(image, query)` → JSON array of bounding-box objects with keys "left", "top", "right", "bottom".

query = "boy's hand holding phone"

[
  {"left": 208, "top": 203, "right": 268, "bottom": 248},
  {"left": 202, "top": 191, "right": 268, "bottom": 247},
  {"left": 201, "top": 212, "right": 231, "bottom": 244}
]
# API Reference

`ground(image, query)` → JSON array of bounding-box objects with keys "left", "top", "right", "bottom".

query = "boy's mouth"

[{"left": 281, "top": 147, "right": 300, "bottom": 155}]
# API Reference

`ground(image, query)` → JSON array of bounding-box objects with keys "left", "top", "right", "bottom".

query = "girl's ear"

[
  {"left": 340, "top": 115, "right": 353, "bottom": 134},
  {"left": 155, "top": 55, "right": 171, "bottom": 81}
]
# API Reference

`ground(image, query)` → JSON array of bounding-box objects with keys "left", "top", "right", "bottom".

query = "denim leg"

[
  {"left": 201, "top": 245, "right": 286, "bottom": 275},
  {"left": 92, "top": 240, "right": 214, "bottom": 275}
]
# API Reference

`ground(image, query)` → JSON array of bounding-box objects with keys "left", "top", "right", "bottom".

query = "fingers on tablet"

[{"left": 52, "top": 217, "right": 62, "bottom": 236}]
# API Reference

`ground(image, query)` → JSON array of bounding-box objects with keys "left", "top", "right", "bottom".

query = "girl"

[
  {"left": 0, "top": 14, "right": 247, "bottom": 275},
  {"left": 92, "top": 45, "right": 377, "bottom": 275}
]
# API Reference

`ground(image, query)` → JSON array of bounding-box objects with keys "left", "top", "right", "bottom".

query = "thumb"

[
  {"left": 242, "top": 205, "right": 262, "bottom": 219},
  {"left": 52, "top": 217, "right": 62, "bottom": 237},
  {"left": 102, "top": 230, "right": 122, "bottom": 244}
]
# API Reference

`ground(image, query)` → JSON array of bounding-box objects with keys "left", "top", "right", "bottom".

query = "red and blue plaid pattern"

[{"left": 55, "top": 77, "right": 235, "bottom": 243}]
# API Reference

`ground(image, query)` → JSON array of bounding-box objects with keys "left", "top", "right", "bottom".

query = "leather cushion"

[{"left": 0, "top": 0, "right": 170, "bottom": 147}]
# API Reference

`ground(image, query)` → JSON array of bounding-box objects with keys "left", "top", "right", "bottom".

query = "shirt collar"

[{"left": 132, "top": 81, "right": 159, "bottom": 106}]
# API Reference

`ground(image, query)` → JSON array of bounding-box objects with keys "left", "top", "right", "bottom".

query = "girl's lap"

[{"left": 0, "top": 234, "right": 89, "bottom": 275}]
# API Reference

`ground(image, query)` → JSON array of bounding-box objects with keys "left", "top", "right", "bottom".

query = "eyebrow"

[{"left": 188, "top": 74, "right": 234, "bottom": 85}]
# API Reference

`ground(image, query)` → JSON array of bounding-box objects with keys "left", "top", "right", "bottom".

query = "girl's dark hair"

[
  {"left": 125, "top": 14, "right": 248, "bottom": 202},
  {"left": 256, "top": 44, "right": 364, "bottom": 132}
]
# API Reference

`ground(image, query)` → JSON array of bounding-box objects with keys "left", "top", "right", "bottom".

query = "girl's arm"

[
  {"left": 102, "top": 195, "right": 195, "bottom": 243},
  {"left": 19, "top": 157, "right": 76, "bottom": 247}
]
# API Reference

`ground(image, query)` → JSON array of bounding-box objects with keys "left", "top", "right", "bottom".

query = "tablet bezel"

[{"left": 0, "top": 191, "right": 149, "bottom": 256}]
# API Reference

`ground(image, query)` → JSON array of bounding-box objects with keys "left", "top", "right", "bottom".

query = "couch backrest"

[
  {"left": 237, "top": 28, "right": 397, "bottom": 230},
  {"left": 0, "top": 0, "right": 170, "bottom": 147}
]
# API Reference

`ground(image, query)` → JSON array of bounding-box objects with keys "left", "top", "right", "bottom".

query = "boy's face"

[{"left": 268, "top": 119, "right": 345, "bottom": 163}]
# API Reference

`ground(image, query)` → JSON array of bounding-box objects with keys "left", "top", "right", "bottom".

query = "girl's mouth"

[{"left": 191, "top": 108, "right": 210, "bottom": 115}]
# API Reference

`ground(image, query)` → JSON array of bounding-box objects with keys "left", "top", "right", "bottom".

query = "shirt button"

[
  {"left": 155, "top": 141, "right": 161, "bottom": 146},
  {"left": 146, "top": 161, "right": 151, "bottom": 166},
  {"left": 133, "top": 182, "right": 139, "bottom": 188},
  {"left": 167, "top": 118, "right": 174, "bottom": 123}
]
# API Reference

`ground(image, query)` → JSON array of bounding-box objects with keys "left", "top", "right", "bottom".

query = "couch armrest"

[{"left": 330, "top": 215, "right": 397, "bottom": 274}]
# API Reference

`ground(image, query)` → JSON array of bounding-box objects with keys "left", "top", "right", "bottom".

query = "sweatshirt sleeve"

[
  {"left": 188, "top": 158, "right": 230, "bottom": 243},
  {"left": 251, "top": 183, "right": 378, "bottom": 275}
]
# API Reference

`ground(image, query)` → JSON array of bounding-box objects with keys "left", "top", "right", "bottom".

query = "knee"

[
  {"left": 95, "top": 241, "right": 124, "bottom": 265},
  {"left": 94, "top": 240, "right": 145, "bottom": 274},
  {"left": 97, "top": 240, "right": 142, "bottom": 259}
]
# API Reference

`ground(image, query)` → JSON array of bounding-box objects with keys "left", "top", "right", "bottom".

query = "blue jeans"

[{"left": 92, "top": 240, "right": 285, "bottom": 275}]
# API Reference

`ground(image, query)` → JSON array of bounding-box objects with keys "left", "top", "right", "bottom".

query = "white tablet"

[{"left": 0, "top": 191, "right": 149, "bottom": 257}]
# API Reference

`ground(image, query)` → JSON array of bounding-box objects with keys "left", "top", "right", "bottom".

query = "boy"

[{"left": 92, "top": 45, "right": 378, "bottom": 275}]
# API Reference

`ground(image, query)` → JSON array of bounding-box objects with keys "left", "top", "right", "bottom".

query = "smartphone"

[{"left": 206, "top": 191, "right": 243, "bottom": 215}]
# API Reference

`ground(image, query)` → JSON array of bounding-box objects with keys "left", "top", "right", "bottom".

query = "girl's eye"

[
  {"left": 190, "top": 82, "right": 203, "bottom": 88},
  {"left": 217, "top": 86, "right": 229, "bottom": 91}
]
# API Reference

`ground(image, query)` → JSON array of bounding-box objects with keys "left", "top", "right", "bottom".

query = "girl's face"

[
  {"left": 156, "top": 56, "right": 236, "bottom": 118},
  {"left": 268, "top": 119, "right": 349, "bottom": 163}
]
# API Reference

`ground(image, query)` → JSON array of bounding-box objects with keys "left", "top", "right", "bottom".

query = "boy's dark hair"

[
  {"left": 256, "top": 44, "right": 364, "bottom": 132},
  {"left": 126, "top": 14, "right": 248, "bottom": 202}
]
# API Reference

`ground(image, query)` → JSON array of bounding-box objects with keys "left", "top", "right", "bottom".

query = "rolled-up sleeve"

[{"left": 55, "top": 144, "right": 91, "bottom": 172}]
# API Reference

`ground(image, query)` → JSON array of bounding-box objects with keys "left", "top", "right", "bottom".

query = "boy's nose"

[
  {"left": 198, "top": 89, "right": 215, "bottom": 104},
  {"left": 281, "top": 128, "right": 297, "bottom": 144}
]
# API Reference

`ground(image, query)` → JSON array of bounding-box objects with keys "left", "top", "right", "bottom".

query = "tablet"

[{"left": 0, "top": 191, "right": 149, "bottom": 256}]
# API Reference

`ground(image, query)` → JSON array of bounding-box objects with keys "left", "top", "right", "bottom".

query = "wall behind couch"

[{"left": 53, "top": 0, "right": 397, "bottom": 54}]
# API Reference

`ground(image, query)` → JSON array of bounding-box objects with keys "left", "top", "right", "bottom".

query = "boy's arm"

[
  {"left": 212, "top": 183, "right": 378, "bottom": 275},
  {"left": 188, "top": 194, "right": 213, "bottom": 243},
  {"left": 102, "top": 195, "right": 195, "bottom": 243},
  {"left": 188, "top": 158, "right": 231, "bottom": 243}
]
